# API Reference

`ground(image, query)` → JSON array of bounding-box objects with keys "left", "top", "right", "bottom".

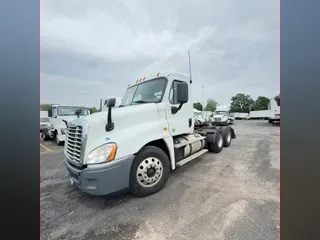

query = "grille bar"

[{"left": 65, "top": 125, "right": 83, "bottom": 163}]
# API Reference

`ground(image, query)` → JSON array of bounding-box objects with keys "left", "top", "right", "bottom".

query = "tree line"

[
  {"left": 193, "top": 94, "right": 270, "bottom": 113},
  {"left": 41, "top": 93, "right": 271, "bottom": 115}
]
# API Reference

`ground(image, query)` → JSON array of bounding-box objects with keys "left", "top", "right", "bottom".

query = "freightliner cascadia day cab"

[{"left": 64, "top": 55, "right": 236, "bottom": 197}]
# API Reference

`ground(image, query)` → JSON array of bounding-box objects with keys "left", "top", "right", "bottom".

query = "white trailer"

[
  {"left": 42, "top": 104, "right": 92, "bottom": 145},
  {"left": 233, "top": 112, "right": 250, "bottom": 120},
  {"left": 249, "top": 110, "right": 271, "bottom": 120},
  {"left": 64, "top": 57, "right": 236, "bottom": 198},
  {"left": 212, "top": 105, "right": 234, "bottom": 125},
  {"left": 268, "top": 94, "right": 280, "bottom": 124}
]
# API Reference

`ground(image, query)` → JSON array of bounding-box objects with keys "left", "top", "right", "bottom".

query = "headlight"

[
  {"left": 61, "top": 128, "right": 66, "bottom": 135},
  {"left": 86, "top": 143, "right": 117, "bottom": 164}
]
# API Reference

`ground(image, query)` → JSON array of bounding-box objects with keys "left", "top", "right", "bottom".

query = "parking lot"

[{"left": 41, "top": 120, "right": 280, "bottom": 240}]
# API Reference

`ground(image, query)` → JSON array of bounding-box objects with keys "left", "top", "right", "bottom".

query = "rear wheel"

[
  {"left": 221, "top": 127, "right": 232, "bottom": 147},
  {"left": 130, "top": 146, "right": 170, "bottom": 197},
  {"left": 207, "top": 132, "right": 223, "bottom": 153}
]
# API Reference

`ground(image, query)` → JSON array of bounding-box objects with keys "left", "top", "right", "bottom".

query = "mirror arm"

[
  {"left": 105, "top": 107, "right": 114, "bottom": 132},
  {"left": 171, "top": 103, "right": 184, "bottom": 114}
]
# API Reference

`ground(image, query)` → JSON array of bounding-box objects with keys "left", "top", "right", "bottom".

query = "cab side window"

[
  {"left": 52, "top": 107, "right": 57, "bottom": 117},
  {"left": 169, "top": 80, "right": 188, "bottom": 104}
]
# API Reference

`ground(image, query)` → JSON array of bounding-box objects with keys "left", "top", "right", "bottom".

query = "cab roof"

[{"left": 127, "top": 71, "right": 190, "bottom": 88}]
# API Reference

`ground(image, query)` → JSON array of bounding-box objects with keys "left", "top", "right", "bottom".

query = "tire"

[
  {"left": 55, "top": 131, "right": 63, "bottom": 146},
  {"left": 207, "top": 132, "right": 223, "bottom": 153},
  {"left": 221, "top": 127, "right": 232, "bottom": 147},
  {"left": 130, "top": 146, "right": 170, "bottom": 197},
  {"left": 43, "top": 132, "right": 50, "bottom": 141}
]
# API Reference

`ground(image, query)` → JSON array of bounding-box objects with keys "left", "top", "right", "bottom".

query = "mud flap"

[{"left": 230, "top": 127, "right": 236, "bottom": 139}]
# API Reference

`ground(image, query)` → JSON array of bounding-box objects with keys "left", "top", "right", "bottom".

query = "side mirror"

[
  {"left": 107, "top": 98, "right": 116, "bottom": 108},
  {"left": 105, "top": 98, "right": 116, "bottom": 132},
  {"left": 176, "top": 83, "right": 188, "bottom": 103},
  {"left": 75, "top": 109, "right": 82, "bottom": 115},
  {"left": 48, "top": 109, "right": 52, "bottom": 117},
  {"left": 75, "top": 108, "right": 83, "bottom": 118}
]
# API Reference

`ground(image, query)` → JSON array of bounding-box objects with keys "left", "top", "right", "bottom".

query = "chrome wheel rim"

[{"left": 136, "top": 157, "right": 163, "bottom": 188}]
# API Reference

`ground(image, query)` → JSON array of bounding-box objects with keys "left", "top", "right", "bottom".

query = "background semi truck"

[
  {"left": 213, "top": 105, "right": 234, "bottom": 125},
  {"left": 42, "top": 104, "right": 92, "bottom": 145},
  {"left": 64, "top": 64, "right": 237, "bottom": 197}
]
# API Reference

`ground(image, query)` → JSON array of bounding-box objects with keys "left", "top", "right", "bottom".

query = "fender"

[{"left": 205, "top": 127, "right": 223, "bottom": 143}]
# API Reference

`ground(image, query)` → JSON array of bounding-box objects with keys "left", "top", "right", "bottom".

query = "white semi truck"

[
  {"left": 268, "top": 94, "right": 280, "bottom": 124},
  {"left": 42, "top": 104, "right": 92, "bottom": 145},
  {"left": 213, "top": 105, "right": 234, "bottom": 126},
  {"left": 64, "top": 70, "right": 236, "bottom": 197}
]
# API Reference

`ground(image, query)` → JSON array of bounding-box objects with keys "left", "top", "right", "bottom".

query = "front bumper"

[{"left": 65, "top": 155, "right": 135, "bottom": 196}]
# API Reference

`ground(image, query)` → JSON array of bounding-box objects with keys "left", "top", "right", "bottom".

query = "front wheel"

[
  {"left": 55, "top": 132, "right": 64, "bottom": 146},
  {"left": 42, "top": 131, "right": 50, "bottom": 141},
  {"left": 130, "top": 146, "right": 170, "bottom": 197}
]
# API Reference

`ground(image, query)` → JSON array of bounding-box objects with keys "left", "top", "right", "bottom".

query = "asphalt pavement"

[{"left": 40, "top": 120, "right": 280, "bottom": 240}]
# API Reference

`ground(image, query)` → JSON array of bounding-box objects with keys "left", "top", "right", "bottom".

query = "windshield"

[
  {"left": 57, "top": 107, "right": 90, "bottom": 116},
  {"left": 40, "top": 117, "right": 50, "bottom": 122},
  {"left": 120, "top": 78, "right": 166, "bottom": 107},
  {"left": 215, "top": 111, "right": 226, "bottom": 115}
]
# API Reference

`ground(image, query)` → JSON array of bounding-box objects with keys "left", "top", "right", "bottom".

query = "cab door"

[{"left": 165, "top": 75, "right": 193, "bottom": 136}]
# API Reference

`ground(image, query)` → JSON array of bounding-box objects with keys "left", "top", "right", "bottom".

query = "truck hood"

[
  {"left": 74, "top": 104, "right": 158, "bottom": 127},
  {"left": 59, "top": 115, "right": 87, "bottom": 126},
  {"left": 67, "top": 103, "right": 161, "bottom": 160},
  {"left": 214, "top": 114, "right": 227, "bottom": 118}
]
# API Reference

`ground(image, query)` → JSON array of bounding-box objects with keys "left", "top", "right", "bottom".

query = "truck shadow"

[
  {"left": 250, "top": 121, "right": 280, "bottom": 127},
  {"left": 64, "top": 185, "right": 135, "bottom": 210}
]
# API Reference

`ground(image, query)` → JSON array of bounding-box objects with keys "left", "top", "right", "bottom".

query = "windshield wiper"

[{"left": 132, "top": 100, "right": 148, "bottom": 104}]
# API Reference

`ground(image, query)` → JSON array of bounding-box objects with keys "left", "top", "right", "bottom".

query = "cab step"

[{"left": 176, "top": 149, "right": 208, "bottom": 168}]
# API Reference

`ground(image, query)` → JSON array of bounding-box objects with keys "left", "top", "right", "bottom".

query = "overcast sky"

[{"left": 41, "top": 0, "right": 279, "bottom": 108}]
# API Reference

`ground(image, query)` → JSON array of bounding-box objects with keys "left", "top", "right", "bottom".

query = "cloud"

[{"left": 41, "top": 0, "right": 279, "bottom": 106}]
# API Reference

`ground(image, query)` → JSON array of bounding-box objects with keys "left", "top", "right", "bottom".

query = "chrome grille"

[
  {"left": 65, "top": 125, "right": 83, "bottom": 163},
  {"left": 214, "top": 117, "right": 221, "bottom": 122}
]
